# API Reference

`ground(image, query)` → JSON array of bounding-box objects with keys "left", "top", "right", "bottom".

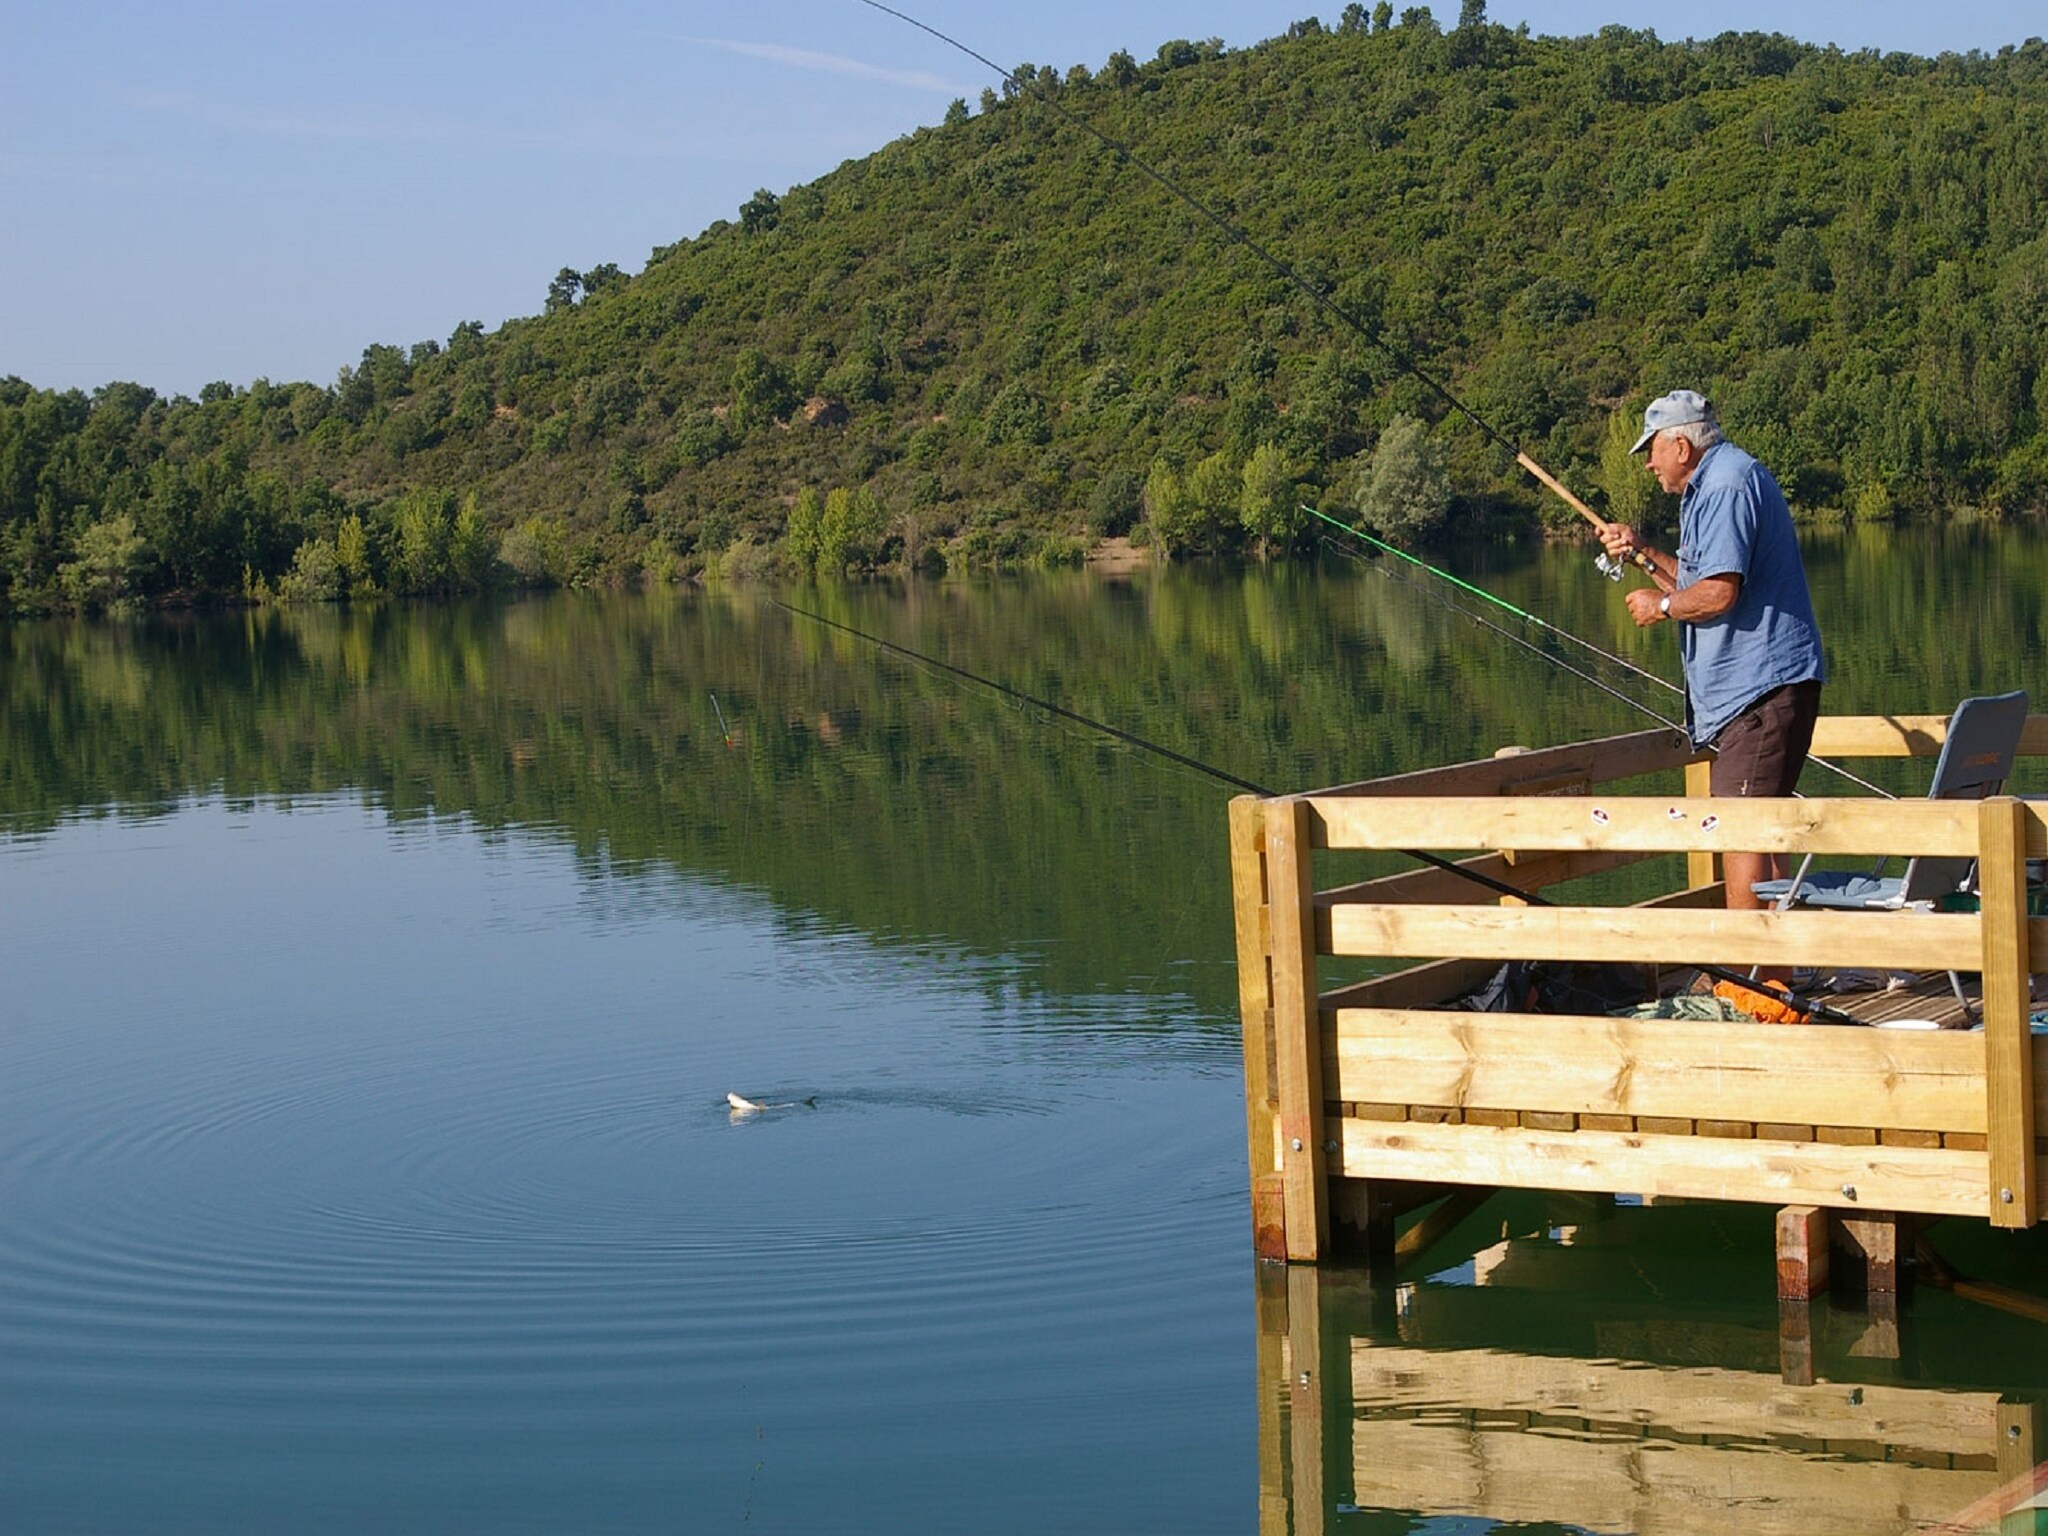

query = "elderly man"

[{"left": 1599, "top": 391, "right": 1825, "bottom": 912}]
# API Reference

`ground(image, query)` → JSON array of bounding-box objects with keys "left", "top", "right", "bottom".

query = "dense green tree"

[
  {"left": 1240, "top": 443, "right": 1307, "bottom": 557},
  {"left": 730, "top": 349, "right": 796, "bottom": 433},
  {"left": 739, "top": 189, "right": 781, "bottom": 234},
  {"left": 785, "top": 486, "right": 824, "bottom": 572},
  {"left": 1353, "top": 415, "right": 1451, "bottom": 543}
]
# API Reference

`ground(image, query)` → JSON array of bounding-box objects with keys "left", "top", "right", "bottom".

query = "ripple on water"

[{"left": 0, "top": 1018, "right": 1237, "bottom": 1411}]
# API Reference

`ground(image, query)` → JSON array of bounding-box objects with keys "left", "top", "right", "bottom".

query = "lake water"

[{"left": 4, "top": 527, "right": 2047, "bottom": 1533}]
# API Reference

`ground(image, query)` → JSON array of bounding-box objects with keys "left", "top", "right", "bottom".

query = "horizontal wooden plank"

[
  {"left": 1331, "top": 1118, "right": 1989, "bottom": 1216},
  {"left": 1318, "top": 848, "right": 1644, "bottom": 907},
  {"left": 1307, "top": 727, "right": 1695, "bottom": 798},
  {"left": 1350, "top": 1340, "right": 2002, "bottom": 1452},
  {"left": 1315, "top": 879, "right": 1727, "bottom": 1013},
  {"left": 1326, "top": 903, "right": 1982, "bottom": 971},
  {"left": 1325, "top": 1011, "right": 1987, "bottom": 1133},
  {"left": 1811, "top": 713, "right": 2048, "bottom": 760},
  {"left": 1311, "top": 794, "right": 1986, "bottom": 857}
]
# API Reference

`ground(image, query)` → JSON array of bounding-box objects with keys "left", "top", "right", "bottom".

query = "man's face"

[{"left": 1644, "top": 429, "right": 1693, "bottom": 494}]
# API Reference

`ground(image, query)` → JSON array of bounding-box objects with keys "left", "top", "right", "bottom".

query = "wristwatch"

[{"left": 1658, "top": 595, "right": 1672, "bottom": 617}]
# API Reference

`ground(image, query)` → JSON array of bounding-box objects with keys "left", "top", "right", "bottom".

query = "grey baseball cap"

[{"left": 1630, "top": 390, "right": 1715, "bottom": 453}]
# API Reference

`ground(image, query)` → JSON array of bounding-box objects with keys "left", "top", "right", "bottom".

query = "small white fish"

[{"left": 726, "top": 1092, "right": 818, "bottom": 1116}]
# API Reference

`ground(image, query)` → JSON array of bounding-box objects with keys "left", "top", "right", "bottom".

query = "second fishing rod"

[{"left": 1304, "top": 505, "right": 1893, "bottom": 799}]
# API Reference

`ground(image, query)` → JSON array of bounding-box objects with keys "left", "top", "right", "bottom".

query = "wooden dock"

[{"left": 1229, "top": 715, "right": 2048, "bottom": 1269}]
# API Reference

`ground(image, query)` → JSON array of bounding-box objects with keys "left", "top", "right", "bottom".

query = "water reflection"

[{"left": 1259, "top": 1197, "right": 2048, "bottom": 1534}]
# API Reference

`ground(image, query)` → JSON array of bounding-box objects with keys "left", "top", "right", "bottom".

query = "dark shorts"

[{"left": 1709, "top": 680, "right": 1822, "bottom": 797}]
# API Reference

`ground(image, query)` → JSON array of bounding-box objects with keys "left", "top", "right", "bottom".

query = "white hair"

[{"left": 1666, "top": 416, "right": 1723, "bottom": 453}]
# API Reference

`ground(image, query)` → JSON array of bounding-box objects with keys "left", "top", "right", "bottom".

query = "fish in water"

[{"left": 726, "top": 1092, "right": 818, "bottom": 1115}]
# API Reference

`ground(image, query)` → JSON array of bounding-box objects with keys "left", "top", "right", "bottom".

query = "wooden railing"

[{"left": 1231, "top": 720, "right": 2047, "bottom": 1262}]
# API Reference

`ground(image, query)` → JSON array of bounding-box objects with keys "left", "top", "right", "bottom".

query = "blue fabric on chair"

[{"left": 1756, "top": 870, "right": 1912, "bottom": 909}]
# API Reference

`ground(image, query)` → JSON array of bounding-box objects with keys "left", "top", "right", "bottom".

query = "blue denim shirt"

[{"left": 1676, "top": 440, "right": 1825, "bottom": 747}]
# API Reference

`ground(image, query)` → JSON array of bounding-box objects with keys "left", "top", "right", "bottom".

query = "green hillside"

[{"left": 4, "top": 14, "right": 2047, "bottom": 611}]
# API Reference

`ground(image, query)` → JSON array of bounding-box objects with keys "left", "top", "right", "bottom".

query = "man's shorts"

[{"left": 1708, "top": 680, "right": 1822, "bottom": 797}]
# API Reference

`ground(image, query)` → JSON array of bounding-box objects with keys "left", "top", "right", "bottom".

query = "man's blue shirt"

[{"left": 1676, "top": 440, "right": 1825, "bottom": 747}]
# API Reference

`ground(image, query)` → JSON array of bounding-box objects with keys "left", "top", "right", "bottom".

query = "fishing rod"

[
  {"left": 851, "top": 0, "right": 1651, "bottom": 564},
  {"left": 771, "top": 596, "right": 1870, "bottom": 1026},
  {"left": 1309, "top": 505, "right": 1898, "bottom": 799},
  {"left": 1319, "top": 531, "right": 1683, "bottom": 732},
  {"left": 1308, "top": 507, "right": 1682, "bottom": 703}
]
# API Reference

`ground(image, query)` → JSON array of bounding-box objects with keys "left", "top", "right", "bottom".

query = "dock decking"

[{"left": 1229, "top": 716, "right": 2048, "bottom": 1264}]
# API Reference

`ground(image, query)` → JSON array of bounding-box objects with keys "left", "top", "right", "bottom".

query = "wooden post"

[
  {"left": 1830, "top": 1211, "right": 1903, "bottom": 1294},
  {"left": 1776, "top": 1204, "right": 1829, "bottom": 1299},
  {"left": 1494, "top": 746, "right": 1530, "bottom": 907},
  {"left": 1978, "top": 797, "right": 2037, "bottom": 1228},
  {"left": 1231, "top": 795, "right": 1288, "bottom": 1261},
  {"left": 1684, "top": 757, "right": 1717, "bottom": 890},
  {"left": 1266, "top": 796, "right": 1329, "bottom": 1262}
]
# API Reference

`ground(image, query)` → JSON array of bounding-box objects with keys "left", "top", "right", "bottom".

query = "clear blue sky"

[{"left": 4, "top": 0, "right": 2041, "bottom": 396}]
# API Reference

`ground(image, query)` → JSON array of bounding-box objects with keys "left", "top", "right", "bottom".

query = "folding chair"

[{"left": 1752, "top": 688, "right": 2029, "bottom": 1012}]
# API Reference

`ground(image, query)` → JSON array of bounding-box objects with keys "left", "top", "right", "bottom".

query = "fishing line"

[
  {"left": 771, "top": 596, "right": 1271, "bottom": 794},
  {"left": 1327, "top": 536, "right": 1679, "bottom": 733},
  {"left": 851, "top": 0, "right": 1632, "bottom": 541},
  {"left": 1309, "top": 507, "right": 1683, "bottom": 702},
  {"left": 1320, "top": 535, "right": 1682, "bottom": 731},
  {"left": 770, "top": 595, "right": 1872, "bottom": 1023},
  {"left": 1311, "top": 507, "right": 1897, "bottom": 799}
]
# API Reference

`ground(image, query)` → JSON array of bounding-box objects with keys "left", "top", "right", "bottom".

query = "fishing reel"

[{"left": 1594, "top": 547, "right": 1660, "bottom": 582}]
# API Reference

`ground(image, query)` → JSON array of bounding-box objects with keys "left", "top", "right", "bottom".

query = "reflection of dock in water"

[{"left": 1258, "top": 1199, "right": 2048, "bottom": 1535}]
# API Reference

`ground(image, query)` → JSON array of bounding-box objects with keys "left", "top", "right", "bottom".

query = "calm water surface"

[{"left": 4, "top": 527, "right": 2047, "bottom": 1533}]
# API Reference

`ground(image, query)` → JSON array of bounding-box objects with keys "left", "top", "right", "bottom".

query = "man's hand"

[
  {"left": 1599, "top": 523, "right": 1640, "bottom": 561},
  {"left": 1624, "top": 587, "right": 1666, "bottom": 627}
]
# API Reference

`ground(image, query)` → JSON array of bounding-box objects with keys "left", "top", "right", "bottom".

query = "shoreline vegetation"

[{"left": 4, "top": 12, "right": 2046, "bottom": 615}]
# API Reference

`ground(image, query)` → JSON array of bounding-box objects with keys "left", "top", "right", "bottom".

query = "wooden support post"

[
  {"left": 1684, "top": 757, "right": 1717, "bottom": 890},
  {"left": 1830, "top": 1211, "right": 1904, "bottom": 1295},
  {"left": 1493, "top": 746, "right": 1530, "bottom": 908},
  {"left": 1979, "top": 797, "right": 2037, "bottom": 1229},
  {"left": 1776, "top": 1204, "right": 1829, "bottom": 1300},
  {"left": 1231, "top": 795, "right": 1289, "bottom": 1262},
  {"left": 1266, "top": 796, "right": 1329, "bottom": 1262},
  {"left": 1777, "top": 1297, "right": 1815, "bottom": 1386}
]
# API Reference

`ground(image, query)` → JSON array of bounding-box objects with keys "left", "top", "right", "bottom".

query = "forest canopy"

[{"left": 4, "top": 16, "right": 2047, "bottom": 610}]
